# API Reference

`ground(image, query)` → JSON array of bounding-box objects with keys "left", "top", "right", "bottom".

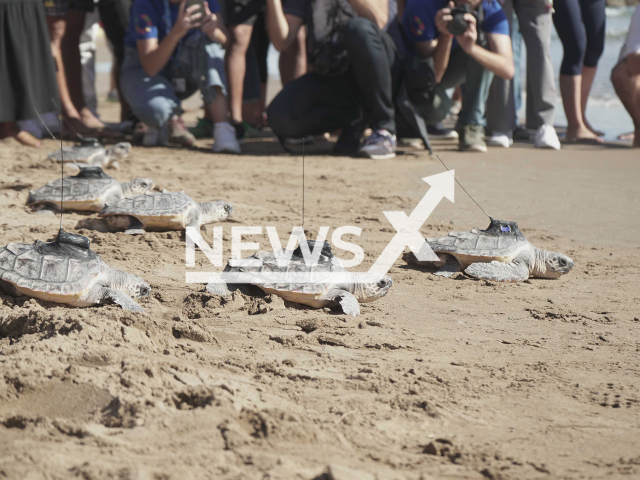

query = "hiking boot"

[
  {"left": 189, "top": 117, "right": 214, "bottom": 139},
  {"left": 359, "top": 129, "right": 397, "bottom": 159},
  {"left": 168, "top": 115, "right": 195, "bottom": 147},
  {"left": 334, "top": 121, "right": 364, "bottom": 156},
  {"left": 212, "top": 122, "right": 241, "bottom": 154},
  {"left": 457, "top": 124, "right": 487, "bottom": 152}
]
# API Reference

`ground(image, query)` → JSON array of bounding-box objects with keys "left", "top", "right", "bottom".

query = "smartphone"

[{"left": 185, "top": 0, "right": 206, "bottom": 18}]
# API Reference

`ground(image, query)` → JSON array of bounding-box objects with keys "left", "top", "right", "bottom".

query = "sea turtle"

[
  {"left": 27, "top": 166, "right": 154, "bottom": 213},
  {"left": 47, "top": 138, "right": 131, "bottom": 170},
  {"left": 77, "top": 190, "right": 233, "bottom": 234},
  {"left": 0, "top": 230, "right": 150, "bottom": 312},
  {"left": 403, "top": 218, "right": 574, "bottom": 282},
  {"left": 206, "top": 241, "right": 393, "bottom": 316}
]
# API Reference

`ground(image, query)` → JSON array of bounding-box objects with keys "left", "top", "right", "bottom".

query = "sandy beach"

[{"left": 1, "top": 34, "right": 640, "bottom": 478}]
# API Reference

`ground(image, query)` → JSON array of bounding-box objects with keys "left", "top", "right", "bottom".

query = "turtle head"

[
  {"left": 354, "top": 273, "right": 393, "bottom": 303},
  {"left": 540, "top": 251, "right": 574, "bottom": 278},
  {"left": 107, "top": 142, "right": 132, "bottom": 161},
  {"left": 123, "top": 178, "right": 155, "bottom": 197},
  {"left": 113, "top": 270, "right": 152, "bottom": 299},
  {"left": 199, "top": 201, "right": 233, "bottom": 224}
]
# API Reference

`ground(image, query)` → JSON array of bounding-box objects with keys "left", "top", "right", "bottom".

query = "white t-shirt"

[{"left": 619, "top": 5, "right": 640, "bottom": 63}]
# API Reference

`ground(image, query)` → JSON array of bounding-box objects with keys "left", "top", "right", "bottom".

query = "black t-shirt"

[{"left": 283, "top": 0, "right": 401, "bottom": 54}]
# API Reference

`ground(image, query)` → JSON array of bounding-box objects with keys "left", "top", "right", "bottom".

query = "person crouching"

[{"left": 121, "top": 0, "right": 240, "bottom": 153}]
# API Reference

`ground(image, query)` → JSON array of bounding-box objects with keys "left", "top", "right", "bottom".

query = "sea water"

[{"left": 266, "top": 6, "right": 635, "bottom": 141}]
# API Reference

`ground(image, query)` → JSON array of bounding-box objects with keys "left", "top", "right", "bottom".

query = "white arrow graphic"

[{"left": 368, "top": 170, "right": 455, "bottom": 275}]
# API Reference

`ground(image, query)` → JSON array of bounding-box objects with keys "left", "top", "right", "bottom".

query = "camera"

[
  {"left": 312, "top": 42, "right": 349, "bottom": 77},
  {"left": 448, "top": 4, "right": 478, "bottom": 36}
]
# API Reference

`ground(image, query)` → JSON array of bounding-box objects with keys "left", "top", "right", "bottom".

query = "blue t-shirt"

[
  {"left": 125, "top": 0, "right": 221, "bottom": 49},
  {"left": 401, "top": 0, "right": 508, "bottom": 54}
]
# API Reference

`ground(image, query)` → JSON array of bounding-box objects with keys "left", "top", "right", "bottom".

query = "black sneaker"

[
  {"left": 427, "top": 122, "right": 458, "bottom": 139},
  {"left": 333, "top": 121, "right": 365, "bottom": 156}
]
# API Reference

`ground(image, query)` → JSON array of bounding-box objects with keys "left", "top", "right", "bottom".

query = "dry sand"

[{"left": 1, "top": 55, "right": 640, "bottom": 479}]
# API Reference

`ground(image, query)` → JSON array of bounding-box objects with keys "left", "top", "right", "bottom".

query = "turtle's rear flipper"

[
  {"left": 434, "top": 256, "right": 461, "bottom": 277},
  {"left": 322, "top": 288, "right": 360, "bottom": 317},
  {"left": 465, "top": 261, "right": 529, "bottom": 283}
]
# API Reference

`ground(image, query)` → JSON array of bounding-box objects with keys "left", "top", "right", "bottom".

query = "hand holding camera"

[{"left": 435, "top": 1, "right": 478, "bottom": 53}]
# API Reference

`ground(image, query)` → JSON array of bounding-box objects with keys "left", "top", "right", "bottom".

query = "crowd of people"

[{"left": 1, "top": 0, "right": 639, "bottom": 157}]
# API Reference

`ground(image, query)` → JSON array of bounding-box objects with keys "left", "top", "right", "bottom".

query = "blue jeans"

[
  {"left": 418, "top": 47, "right": 494, "bottom": 127},
  {"left": 120, "top": 36, "right": 227, "bottom": 128}
]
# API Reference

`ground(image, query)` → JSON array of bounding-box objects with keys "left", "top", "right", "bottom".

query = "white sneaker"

[
  {"left": 486, "top": 132, "right": 513, "bottom": 148},
  {"left": 213, "top": 122, "right": 241, "bottom": 154},
  {"left": 534, "top": 124, "right": 561, "bottom": 150}
]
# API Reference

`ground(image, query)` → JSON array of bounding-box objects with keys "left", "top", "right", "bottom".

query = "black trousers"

[
  {"left": 97, "top": 0, "right": 132, "bottom": 64},
  {"left": 267, "top": 17, "right": 402, "bottom": 138}
]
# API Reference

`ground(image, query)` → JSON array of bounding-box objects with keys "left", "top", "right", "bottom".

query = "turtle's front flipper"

[
  {"left": 465, "top": 261, "right": 530, "bottom": 283},
  {"left": 321, "top": 288, "right": 360, "bottom": 316},
  {"left": 435, "top": 256, "right": 462, "bottom": 277},
  {"left": 86, "top": 287, "right": 145, "bottom": 312}
]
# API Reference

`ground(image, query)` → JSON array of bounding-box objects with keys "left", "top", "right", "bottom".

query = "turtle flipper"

[
  {"left": 206, "top": 280, "right": 232, "bottom": 296},
  {"left": 86, "top": 287, "right": 144, "bottom": 312},
  {"left": 434, "top": 256, "right": 461, "bottom": 277},
  {"left": 465, "top": 261, "right": 530, "bottom": 283},
  {"left": 321, "top": 288, "right": 360, "bottom": 316}
]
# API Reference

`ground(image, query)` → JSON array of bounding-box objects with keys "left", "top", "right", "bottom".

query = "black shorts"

[
  {"left": 43, "top": 0, "right": 95, "bottom": 16},
  {"left": 97, "top": 0, "right": 132, "bottom": 63},
  {"left": 224, "top": 0, "right": 264, "bottom": 26}
]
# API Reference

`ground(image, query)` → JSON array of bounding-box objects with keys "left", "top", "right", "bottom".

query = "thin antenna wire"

[
  {"left": 436, "top": 155, "right": 491, "bottom": 219},
  {"left": 59, "top": 115, "right": 64, "bottom": 232},
  {"left": 60, "top": 115, "right": 84, "bottom": 140},
  {"left": 50, "top": 96, "right": 83, "bottom": 140},
  {"left": 302, "top": 136, "right": 305, "bottom": 228},
  {"left": 33, "top": 108, "right": 80, "bottom": 169}
]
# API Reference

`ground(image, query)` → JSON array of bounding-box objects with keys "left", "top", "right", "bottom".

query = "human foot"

[
  {"left": 618, "top": 132, "right": 635, "bottom": 142},
  {"left": 565, "top": 127, "right": 604, "bottom": 144},
  {"left": 80, "top": 107, "right": 105, "bottom": 129},
  {"left": 15, "top": 130, "right": 42, "bottom": 147},
  {"left": 583, "top": 119, "right": 604, "bottom": 137}
]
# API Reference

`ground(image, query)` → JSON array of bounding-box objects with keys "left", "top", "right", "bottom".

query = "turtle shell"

[
  {"left": 98, "top": 191, "right": 197, "bottom": 230},
  {"left": 27, "top": 168, "right": 121, "bottom": 212},
  {"left": 0, "top": 233, "right": 105, "bottom": 306},
  {"left": 224, "top": 250, "right": 352, "bottom": 303},
  {"left": 48, "top": 143, "right": 106, "bottom": 162},
  {"left": 428, "top": 219, "right": 532, "bottom": 266}
]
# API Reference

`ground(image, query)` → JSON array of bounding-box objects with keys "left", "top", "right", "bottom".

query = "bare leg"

[
  {"left": 207, "top": 87, "right": 228, "bottom": 123},
  {"left": 62, "top": 9, "right": 104, "bottom": 130},
  {"left": 611, "top": 55, "right": 640, "bottom": 148},
  {"left": 112, "top": 59, "right": 131, "bottom": 122},
  {"left": 47, "top": 16, "right": 82, "bottom": 121},
  {"left": 580, "top": 65, "right": 603, "bottom": 136},
  {"left": 225, "top": 24, "right": 253, "bottom": 124},
  {"left": 278, "top": 27, "right": 307, "bottom": 86},
  {"left": 559, "top": 74, "right": 603, "bottom": 142}
]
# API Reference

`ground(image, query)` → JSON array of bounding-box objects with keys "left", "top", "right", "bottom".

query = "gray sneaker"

[
  {"left": 457, "top": 124, "right": 487, "bottom": 152},
  {"left": 359, "top": 129, "right": 397, "bottom": 159}
]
